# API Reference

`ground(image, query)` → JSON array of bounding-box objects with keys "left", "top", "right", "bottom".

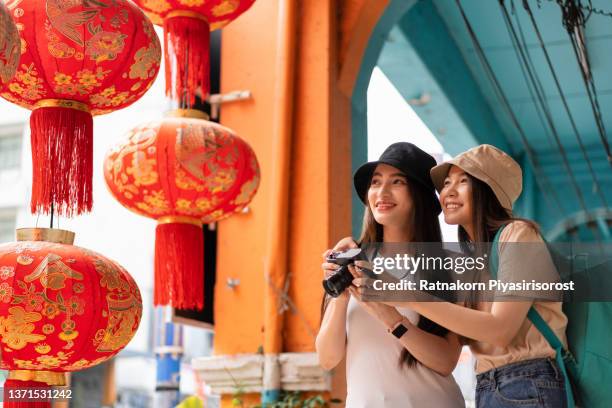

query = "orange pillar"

[{"left": 214, "top": 0, "right": 389, "bottom": 406}]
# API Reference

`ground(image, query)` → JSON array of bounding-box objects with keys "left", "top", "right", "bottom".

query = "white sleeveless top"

[{"left": 345, "top": 297, "right": 465, "bottom": 408}]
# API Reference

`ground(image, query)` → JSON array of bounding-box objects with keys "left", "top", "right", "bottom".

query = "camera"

[{"left": 322, "top": 248, "right": 363, "bottom": 297}]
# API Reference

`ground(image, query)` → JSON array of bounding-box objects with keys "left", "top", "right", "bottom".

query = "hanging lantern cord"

[
  {"left": 50, "top": 202, "right": 54, "bottom": 229},
  {"left": 182, "top": 41, "right": 190, "bottom": 109}
]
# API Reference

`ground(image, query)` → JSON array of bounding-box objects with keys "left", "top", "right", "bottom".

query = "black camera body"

[{"left": 322, "top": 248, "right": 363, "bottom": 297}]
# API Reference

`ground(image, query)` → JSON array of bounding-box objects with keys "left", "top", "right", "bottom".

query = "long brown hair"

[
  {"left": 321, "top": 177, "right": 449, "bottom": 368},
  {"left": 460, "top": 174, "right": 540, "bottom": 312}
]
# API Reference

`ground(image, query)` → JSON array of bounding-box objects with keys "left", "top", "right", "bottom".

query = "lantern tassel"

[
  {"left": 164, "top": 13, "right": 210, "bottom": 107},
  {"left": 30, "top": 105, "right": 93, "bottom": 217},
  {"left": 3, "top": 379, "right": 52, "bottom": 408},
  {"left": 155, "top": 221, "right": 204, "bottom": 310}
]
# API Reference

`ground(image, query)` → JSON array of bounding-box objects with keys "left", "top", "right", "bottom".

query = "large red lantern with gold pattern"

[
  {"left": 103, "top": 110, "right": 260, "bottom": 310},
  {"left": 0, "top": 1, "right": 20, "bottom": 85},
  {"left": 0, "top": 228, "right": 142, "bottom": 408},
  {"left": 133, "top": 0, "right": 255, "bottom": 106},
  {"left": 0, "top": 0, "right": 161, "bottom": 217}
]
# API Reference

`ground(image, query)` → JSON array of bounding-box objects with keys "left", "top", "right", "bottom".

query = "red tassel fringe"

[
  {"left": 30, "top": 106, "right": 93, "bottom": 217},
  {"left": 3, "top": 379, "right": 52, "bottom": 408},
  {"left": 154, "top": 222, "right": 204, "bottom": 310},
  {"left": 164, "top": 15, "right": 211, "bottom": 107}
]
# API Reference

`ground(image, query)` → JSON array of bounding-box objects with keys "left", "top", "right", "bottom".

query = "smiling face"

[
  {"left": 439, "top": 165, "right": 473, "bottom": 229},
  {"left": 367, "top": 163, "right": 413, "bottom": 229}
]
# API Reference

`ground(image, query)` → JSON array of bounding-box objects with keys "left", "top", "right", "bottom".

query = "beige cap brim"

[
  {"left": 430, "top": 161, "right": 455, "bottom": 193},
  {"left": 430, "top": 158, "right": 514, "bottom": 211}
]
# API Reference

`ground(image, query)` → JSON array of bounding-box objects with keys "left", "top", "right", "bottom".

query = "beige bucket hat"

[{"left": 430, "top": 144, "right": 522, "bottom": 210}]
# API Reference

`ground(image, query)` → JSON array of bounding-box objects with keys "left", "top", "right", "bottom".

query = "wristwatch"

[{"left": 388, "top": 318, "right": 409, "bottom": 339}]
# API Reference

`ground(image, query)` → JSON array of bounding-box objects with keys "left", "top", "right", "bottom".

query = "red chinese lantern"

[
  {"left": 103, "top": 110, "right": 260, "bottom": 309},
  {"left": 0, "top": 228, "right": 142, "bottom": 408},
  {"left": 0, "top": 0, "right": 161, "bottom": 217},
  {"left": 132, "top": 0, "right": 255, "bottom": 106},
  {"left": 0, "top": 1, "right": 20, "bottom": 85}
]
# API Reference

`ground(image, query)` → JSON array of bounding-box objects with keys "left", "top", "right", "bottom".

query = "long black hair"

[{"left": 321, "top": 176, "right": 449, "bottom": 368}]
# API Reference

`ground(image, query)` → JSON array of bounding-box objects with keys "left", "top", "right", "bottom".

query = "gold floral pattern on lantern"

[
  {"left": 138, "top": 0, "right": 171, "bottom": 20},
  {"left": 129, "top": 20, "right": 162, "bottom": 80},
  {"left": 104, "top": 117, "right": 260, "bottom": 224},
  {"left": 35, "top": 343, "right": 51, "bottom": 354},
  {"left": 212, "top": 0, "right": 239, "bottom": 16},
  {"left": 0, "top": 306, "right": 46, "bottom": 350},
  {"left": 85, "top": 30, "right": 127, "bottom": 63},
  {"left": 0, "top": 0, "right": 161, "bottom": 115},
  {"left": 7, "top": 63, "right": 46, "bottom": 101},
  {"left": 134, "top": 0, "right": 254, "bottom": 31},
  {"left": 0, "top": 238, "right": 142, "bottom": 372},
  {"left": 0, "top": 282, "right": 13, "bottom": 302},
  {"left": 0, "top": 0, "right": 20, "bottom": 84},
  {"left": 0, "top": 266, "right": 15, "bottom": 279},
  {"left": 178, "top": 0, "right": 204, "bottom": 7}
]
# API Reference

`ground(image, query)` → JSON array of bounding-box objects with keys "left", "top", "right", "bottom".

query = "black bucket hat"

[{"left": 353, "top": 142, "right": 442, "bottom": 215}]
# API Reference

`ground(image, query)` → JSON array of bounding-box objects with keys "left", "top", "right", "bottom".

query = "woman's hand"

[
  {"left": 321, "top": 249, "right": 350, "bottom": 302},
  {"left": 333, "top": 236, "right": 358, "bottom": 252},
  {"left": 320, "top": 237, "right": 358, "bottom": 301},
  {"left": 347, "top": 264, "right": 403, "bottom": 328}
]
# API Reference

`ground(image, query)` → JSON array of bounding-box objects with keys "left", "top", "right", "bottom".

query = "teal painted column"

[{"left": 395, "top": 0, "right": 512, "bottom": 155}]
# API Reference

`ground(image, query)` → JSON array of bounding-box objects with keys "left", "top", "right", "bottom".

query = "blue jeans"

[{"left": 476, "top": 358, "right": 566, "bottom": 408}]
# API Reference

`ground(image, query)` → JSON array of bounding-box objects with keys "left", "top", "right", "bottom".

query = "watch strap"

[
  {"left": 387, "top": 317, "right": 408, "bottom": 339},
  {"left": 391, "top": 323, "right": 408, "bottom": 339}
]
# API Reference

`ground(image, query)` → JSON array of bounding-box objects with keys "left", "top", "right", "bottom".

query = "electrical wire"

[
  {"left": 549, "top": 0, "right": 612, "bottom": 20},
  {"left": 510, "top": 2, "right": 559, "bottom": 156},
  {"left": 454, "top": 0, "right": 564, "bottom": 217},
  {"left": 507, "top": 2, "right": 573, "bottom": 214},
  {"left": 521, "top": 0, "right": 608, "bottom": 209},
  {"left": 502, "top": 1, "right": 607, "bottom": 211},
  {"left": 557, "top": 0, "right": 612, "bottom": 166}
]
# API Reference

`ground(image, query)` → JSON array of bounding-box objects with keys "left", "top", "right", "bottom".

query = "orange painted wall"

[
  {"left": 213, "top": 0, "right": 390, "bottom": 405},
  {"left": 213, "top": 0, "right": 279, "bottom": 356}
]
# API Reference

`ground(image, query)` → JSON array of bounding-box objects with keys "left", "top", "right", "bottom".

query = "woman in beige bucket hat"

[{"left": 411, "top": 144, "right": 568, "bottom": 407}]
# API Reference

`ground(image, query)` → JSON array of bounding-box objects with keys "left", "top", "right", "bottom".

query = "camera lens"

[{"left": 322, "top": 265, "right": 354, "bottom": 297}]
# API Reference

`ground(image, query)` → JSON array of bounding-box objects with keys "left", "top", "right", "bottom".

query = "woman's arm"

[
  {"left": 348, "top": 276, "right": 461, "bottom": 376},
  {"left": 390, "top": 301, "right": 532, "bottom": 348},
  {"left": 394, "top": 221, "right": 542, "bottom": 347},
  {"left": 315, "top": 295, "right": 349, "bottom": 370},
  {"left": 315, "top": 239, "right": 357, "bottom": 370},
  {"left": 398, "top": 323, "right": 462, "bottom": 377}
]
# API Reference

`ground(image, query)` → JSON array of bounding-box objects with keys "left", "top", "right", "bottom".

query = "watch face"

[{"left": 392, "top": 323, "right": 408, "bottom": 338}]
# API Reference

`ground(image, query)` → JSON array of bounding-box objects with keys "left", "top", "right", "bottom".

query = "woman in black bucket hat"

[{"left": 316, "top": 143, "right": 465, "bottom": 408}]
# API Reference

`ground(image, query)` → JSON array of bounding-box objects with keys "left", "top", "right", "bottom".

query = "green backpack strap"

[
  {"left": 491, "top": 226, "right": 576, "bottom": 408},
  {"left": 527, "top": 308, "right": 576, "bottom": 407}
]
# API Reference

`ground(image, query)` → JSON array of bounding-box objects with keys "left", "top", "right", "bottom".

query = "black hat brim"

[{"left": 353, "top": 161, "right": 442, "bottom": 215}]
